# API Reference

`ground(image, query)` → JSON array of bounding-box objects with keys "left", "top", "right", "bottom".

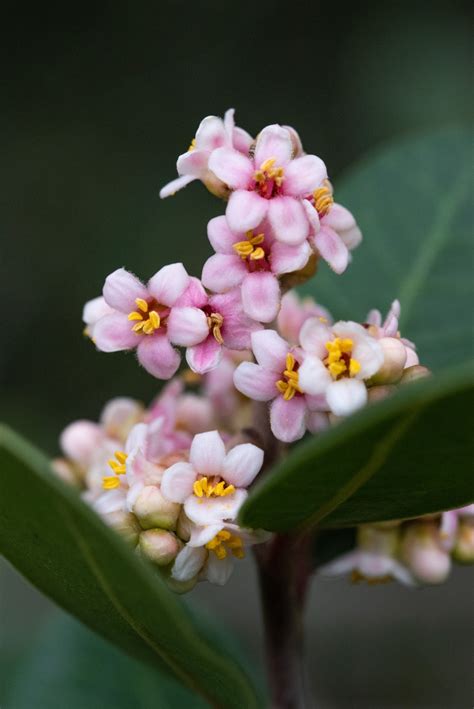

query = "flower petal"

[
  {"left": 313, "top": 226, "right": 349, "bottom": 274},
  {"left": 175, "top": 276, "right": 208, "bottom": 308},
  {"left": 93, "top": 312, "right": 139, "bottom": 352},
  {"left": 202, "top": 254, "right": 247, "bottom": 292},
  {"left": 298, "top": 355, "right": 332, "bottom": 396},
  {"left": 204, "top": 552, "right": 234, "bottom": 586},
  {"left": 137, "top": 334, "right": 180, "bottom": 379},
  {"left": 323, "top": 203, "right": 356, "bottom": 231},
  {"left": 326, "top": 378, "right": 367, "bottom": 416},
  {"left": 189, "top": 430, "right": 226, "bottom": 476},
  {"left": 333, "top": 321, "right": 384, "bottom": 379},
  {"left": 209, "top": 289, "right": 260, "bottom": 349},
  {"left": 185, "top": 489, "right": 247, "bottom": 525},
  {"left": 195, "top": 115, "right": 227, "bottom": 150},
  {"left": 207, "top": 215, "right": 240, "bottom": 254},
  {"left": 188, "top": 523, "right": 223, "bottom": 547},
  {"left": 82, "top": 296, "right": 114, "bottom": 326},
  {"left": 270, "top": 395, "right": 307, "bottom": 443},
  {"left": 161, "top": 461, "right": 197, "bottom": 503},
  {"left": 233, "top": 361, "right": 278, "bottom": 401},
  {"left": 172, "top": 545, "right": 207, "bottom": 582},
  {"left": 177, "top": 148, "right": 209, "bottom": 177},
  {"left": 251, "top": 329, "right": 289, "bottom": 370},
  {"left": 241, "top": 272, "right": 280, "bottom": 323},
  {"left": 270, "top": 239, "right": 311, "bottom": 275},
  {"left": 299, "top": 317, "right": 333, "bottom": 357},
  {"left": 60, "top": 421, "right": 104, "bottom": 466},
  {"left": 159, "top": 174, "right": 195, "bottom": 199},
  {"left": 233, "top": 126, "right": 253, "bottom": 154},
  {"left": 208, "top": 147, "right": 254, "bottom": 189},
  {"left": 226, "top": 190, "right": 268, "bottom": 233},
  {"left": 222, "top": 443, "right": 264, "bottom": 487},
  {"left": 268, "top": 196, "right": 309, "bottom": 245},
  {"left": 284, "top": 155, "right": 328, "bottom": 196},
  {"left": 103, "top": 268, "right": 148, "bottom": 313},
  {"left": 147, "top": 263, "right": 189, "bottom": 307},
  {"left": 167, "top": 306, "right": 209, "bottom": 346},
  {"left": 254, "top": 125, "right": 293, "bottom": 167},
  {"left": 186, "top": 336, "right": 222, "bottom": 374}
]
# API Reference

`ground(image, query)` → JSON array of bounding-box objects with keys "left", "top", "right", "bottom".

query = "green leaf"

[
  {"left": 301, "top": 126, "right": 473, "bottom": 371},
  {"left": 0, "top": 425, "right": 261, "bottom": 708},
  {"left": 240, "top": 363, "right": 474, "bottom": 532},
  {"left": 4, "top": 612, "right": 208, "bottom": 709}
]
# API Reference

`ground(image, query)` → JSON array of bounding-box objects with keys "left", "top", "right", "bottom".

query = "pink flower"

[
  {"left": 161, "top": 430, "right": 264, "bottom": 529},
  {"left": 82, "top": 296, "right": 114, "bottom": 339},
  {"left": 303, "top": 180, "right": 362, "bottom": 274},
  {"left": 160, "top": 109, "right": 253, "bottom": 199},
  {"left": 366, "top": 299, "right": 419, "bottom": 368},
  {"left": 201, "top": 216, "right": 312, "bottom": 323},
  {"left": 233, "top": 330, "right": 328, "bottom": 443},
  {"left": 277, "top": 291, "right": 332, "bottom": 345},
  {"left": 208, "top": 124, "right": 327, "bottom": 246},
  {"left": 91, "top": 264, "right": 199, "bottom": 380},
  {"left": 167, "top": 277, "right": 261, "bottom": 374},
  {"left": 298, "top": 318, "right": 383, "bottom": 417}
]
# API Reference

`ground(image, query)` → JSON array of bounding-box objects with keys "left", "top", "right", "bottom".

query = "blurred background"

[{"left": 0, "top": 1, "right": 472, "bottom": 706}]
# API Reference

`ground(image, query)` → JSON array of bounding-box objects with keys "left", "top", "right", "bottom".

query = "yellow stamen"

[
  {"left": 313, "top": 180, "right": 334, "bottom": 216},
  {"left": 275, "top": 351, "right": 301, "bottom": 401},
  {"left": 128, "top": 300, "right": 161, "bottom": 336},
  {"left": 349, "top": 358, "right": 361, "bottom": 376},
  {"left": 193, "top": 476, "right": 235, "bottom": 498},
  {"left": 135, "top": 298, "right": 149, "bottom": 312},
  {"left": 250, "top": 247, "right": 265, "bottom": 260},
  {"left": 207, "top": 313, "right": 224, "bottom": 345},
  {"left": 254, "top": 157, "right": 285, "bottom": 189},
  {"left": 324, "top": 338, "right": 361, "bottom": 380},
  {"left": 188, "top": 138, "right": 196, "bottom": 152},
  {"left": 128, "top": 311, "right": 143, "bottom": 321},
  {"left": 107, "top": 450, "right": 128, "bottom": 476},
  {"left": 102, "top": 475, "right": 120, "bottom": 490},
  {"left": 205, "top": 530, "right": 246, "bottom": 560},
  {"left": 233, "top": 231, "right": 266, "bottom": 261}
]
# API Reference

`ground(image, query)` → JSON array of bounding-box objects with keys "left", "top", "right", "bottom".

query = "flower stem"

[{"left": 255, "top": 532, "right": 314, "bottom": 708}]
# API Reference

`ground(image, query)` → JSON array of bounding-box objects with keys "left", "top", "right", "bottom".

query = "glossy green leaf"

[
  {"left": 0, "top": 425, "right": 260, "bottom": 708},
  {"left": 301, "top": 126, "right": 473, "bottom": 371},
  {"left": 240, "top": 363, "right": 474, "bottom": 532}
]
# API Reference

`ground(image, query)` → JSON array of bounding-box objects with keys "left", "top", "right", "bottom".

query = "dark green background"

[{"left": 1, "top": 2, "right": 472, "bottom": 706}]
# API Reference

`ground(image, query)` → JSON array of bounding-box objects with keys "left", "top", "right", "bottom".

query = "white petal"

[
  {"left": 147, "top": 263, "right": 189, "bottom": 307},
  {"left": 251, "top": 329, "right": 289, "bottom": 370},
  {"left": 299, "top": 317, "right": 333, "bottom": 357},
  {"left": 161, "top": 462, "right": 196, "bottom": 503},
  {"left": 189, "top": 430, "right": 226, "bottom": 476},
  {"left": 326, "top": 379, "right": 367, "bottom": 417},
  {"left": 204, "top": 553, "right": 234, "bottom": 585},
  {"left": 172, "top": 545, "right": 207, "bottom": 582},
  {"left": 185, "top": 489, "right": 248, "bottom": 526},
  {"left": 188, "top": 523, "right": 223, "bottom": 547},
  {"left": 222, "top": 444, "right": 264, "bottom": 488},
  {"left": 298, "top": 356, "right": 331, "bottom": 396}
]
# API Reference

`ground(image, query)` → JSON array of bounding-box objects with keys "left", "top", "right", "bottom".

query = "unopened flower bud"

[
  {"left": 132, "top": 485, "right": 180, "bottom": 530},
  {"left": 367, "top": 385, "right": 397, "bottom": 403},
  {"left": 51, "top": 458, "right": 81, "bottom": 487},
  {"left": 400, "top": 365, "right": 431, "bottom": 385},
  {"left": 103, "top": 510, "right": 141, "bottom": 546},
  {"left": 139, "top": 529, "right": 182, "bottom": 566},
  {"left": 401, "top": 522, "right": 451, "bottom": 584},
  {"left": 100, "top": 397, "right": 144, "bottom": 441},
  {"left": 453, "top": 521, "right": 474, "bottom": 564},
  {"left": 60, "top": 421, "right": 104, "bottom": 466},
  {"left": 176, "top": 510, "right": 192, "bottom": 542},
  {"left": 202, "top": 170, "right": 231, "bottom": 199},
  {"left": 369, "top": 337, "right": 407, "bottom": 385}
]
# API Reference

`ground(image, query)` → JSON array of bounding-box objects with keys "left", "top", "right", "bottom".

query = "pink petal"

[
  {"left": 103, "top": 268, "right": 148, "bottom": 313},
  {"left": 60, "top": 421, "right": 104, "bottom": 466},
  {"left": 161, "top": 461, "right": 196, "bottom": 503},
  {"left": 233, "top": 126, "right": 253, "bottom": 154},
  {"left": 299, "top": 317, "right": 333, "bottom": 357},
  {"left": 268, "top": 196, "right": 309, "bottom": 245},
  {"left": 208, "top": 147, "right": 254, "bottom": 190},
  {"left": 341, "top": 225, "right": 362, "bottom": 250},
  {"left": 175, "top": 276, "right": 208, "bottom": 308},
  {"left": 82, "top": 296, "right": 114, "bottom": 326},
  {"left": 233, "top": 361, "right": 278, "bottom": 401},
  {"left": 313, "top": 226, "right": 349, "bottom": 274},
  {"left": 185, "top": 489, "right": 247, "bottom": 526},
  {"left": 283, "top": 155, "right": 328, "bottom": 196},
  {"left": 254, "top": 125, "right": 293, "bottom": 167},
  {"left": 177, "top": 149, "right": 210, "bottom": 177},
  {"left": 223, "top": 108, "right": 235, "bottom": 140},
  {"left": 167, "top": 306, "right": 209, "bottom": 346},
  {"left": 186, "top": 336, "right": 222, "bottom": 374},
  {"left": 270, "top": 395, "right": 307, "bottom": 443},
  {"left": 202, "top": 254, "right": 247, "bottom": 292},
  {"left": 226, "top": 190, "right": 268, "bottom": 233},
  {"left": 302, "top": 198, "right": 320, "bottom": 234},
  {"left": 137, "top": 334, "right": 180, "bottom": 379},
  {"left": 222, "top": 443, "right": 264, "bottom": 488},
  {"left": 323, "top": 203, "right": 356, "bottom": 231},
  {"left": 195, "top": 115, "right": 227, "bottom": 150},
  {"left": 159, "top": 174, "right": 195, "bottom": 199},
  {"left": 189, "top": 430, "right": 226, "bottom": 476},
  {"left": 147, "top": 263, "right": 189, "bottom": 307},
  {"left": 93, "top": 312, "right": 139, "bottom": 352},
  {"left": 209, "top": 289, "right": 259, "bottom": 349},
  {"left": 251, "top": 329, "right": 289, "bottom": 370},
  {"left": 241, "top": 272, "right": 280, "bottom": 323},
  {"left": 270, "top": 240, "right": 311, "bottom": 275},
  {"left": 207, "top": 215, "right": 240, "bottom": 254}
]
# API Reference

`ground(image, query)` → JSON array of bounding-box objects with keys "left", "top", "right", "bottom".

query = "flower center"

[
  {"left": 205, "top": 530, "right": 245, "bottom": 560},
  {"left": 193, "top": 476, "right": 235, "bottom": 498},
  {"left": 253, "top": 157, "right": 285, "bottom": 199},
  {"left": 206, "top": 312, "right": 224, "bottom": 344},
  {"left": 313, "top": 180, "right": 334, "bottom": 217},
  {"left": 233, "top": 230, "right": 265, "bottom": 261},
  {"left": 102, "top": 450, "right": 128, "bottom": 489},
  {"left": 324, "top": 338, "right": 361, "bottom": 380},
  {"left": 128, "top": 298, "right": 165, "bottom": 336},
  {"left": 276, "top": 353, "right": 302, "bottom": 401}
]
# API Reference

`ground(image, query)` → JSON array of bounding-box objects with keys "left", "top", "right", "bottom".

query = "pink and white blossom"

[
  {"left": 160, "top": 109, "right": 253, "bottom": 199},
  {"left": 208, "top": 124, "right": 327, "bottom": 246},
  {"left": 91, "top": 264, "right": 195, "bottom": 380},
  {"left": 277, "top": 291, "right": 332, "bottom": 345},
  {"left": 298, "top": 318, "right": 383, "bottom": 417},
  {"left": 202, "top": 216, "right": 312, "bottom": 322},
  {"left": 366, "top": 299, "right": 419, "bottom": 367},
  {"left": 161, "top": 430, "right": 263, "bottom": 529},
  {"left": 167, "top": 277, "right": 261, "bottom": 374},
  {"left": 233, "top": 330, "right": 329, "bottom": 443}
]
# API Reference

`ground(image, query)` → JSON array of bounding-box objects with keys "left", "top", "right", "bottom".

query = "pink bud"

[
  {"left": 401, "top": 522, "right": 451, "bottom": 584},
  {"left": 100, "top": 397, "right": 144, "bottom": 441},
  {"left": 132, "top": 485, "right": 181, "bottom": 531},
  {"left": 369, "top": 337, "right": 407, "bottom": 385},
  {"left": 51, "top": 458, "right": 81, "bottom": 487},
  {"left": 104, "top": 510, "right": 141, "bottom": 546},
  {"left": 60, "top": 421, "right": 104, "bottom": 466},
  {"left": 139, "top": 529, "right": 182, "bottom": 566},
  {"left": 453, "top": 521, "right": 474, "bottom": 564},
  {"left": 400, "top": 365, "right": 431, "bottom": 385}
]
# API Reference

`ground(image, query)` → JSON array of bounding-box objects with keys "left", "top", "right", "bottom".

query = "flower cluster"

[{"left": 53, "top": 109, "right": 471, "bottom": 591}]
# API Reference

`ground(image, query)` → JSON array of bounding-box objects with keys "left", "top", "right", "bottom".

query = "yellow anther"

[
  {"left": 205, "top": 531, "right": 245, "bottom": 560},
  {"left": 250, "top": 247, "right": 265, "bottom": 260},
  {"left": 135, "top": 298, "right": 149, "bottom": 312},
  {"left": 149, "top": 311, "right": 160, "bottom": 329},
  {"left": 276, "top": 352, "right": 301, "bottom": 401},
  {"left": 193, "top": 476, "right": 235, "bottom": 499},
  {"left": 324, "top": 338, "right": 360, "bottom": 380},
  {"left": 214, "top": 545, "right": 227, "bottom": 560},
  {"left": 207, "top": 313, "right": 224, "bottom": 345},
  {"left": 313, "top": 181, "right": 334, "bottom": 217},
  {"left": 328, "top": 361, "right": 347, "bottom": 379},
  {"left": 128, "top": 311, "right": 143, "bottom": 321},
  {"left": 233, "top": 241, "right": 254, "bottom": 257},
  {"left": 248, "top": 232, "right": 264, "bottom": 245},
  {"left": 276, "top": 380, "right": 289, "bottom": 395},
  {"left": 193, "top": 479, "right": 204, "bottom": 497},
  {"left": 286, "top": 353, "right": 296, "bottom": 371},
  {"left": 108, "top": 450, "right": 128, "bottom": 476},
  {"left": 234, "top": 231, "right": 267, "bottom": 261},
  {"left": 349, "top": 358, "right": 361, "bottom": 377},
  {"left": 260, "top": 157, "right": 276, "bottom": 172},
  {"left": 102, "top": 476, "right": 121, "bottom": 490},
  {"left": 188, "top": 138, "right": 196, "bottom": 152},
  {"left": 132, "top": 322, "right": 144, "bottom": 332},
  {"left": 218, "top": 530, "right": 231, "bottom": 541}
]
